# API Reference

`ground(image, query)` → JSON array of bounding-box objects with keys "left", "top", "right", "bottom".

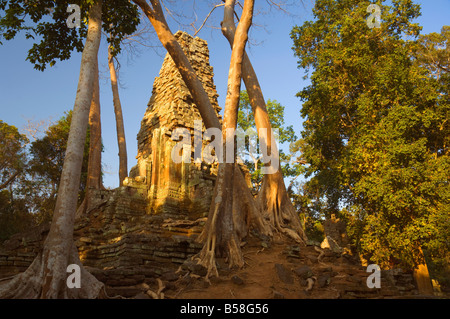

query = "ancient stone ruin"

[
  {"left": 127, "top": 30, "right": 222, "bottom": 219},
  {"left": 0, "top": 32, "right": 424, "bottom": 299},
  {"left": 320, "top": 214, "right": 349, "bottom": 254},
  {"left": 0, "top": 31, "right": 222, "bottom": 295},
  {"left": 125, "top": 29, "right": 255, "bottom": 216}
]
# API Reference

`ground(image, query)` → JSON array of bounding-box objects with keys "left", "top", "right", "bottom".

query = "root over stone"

[
  {"left": 196, "top": 163, "right": 272, "bottom": 278},
  {"left": 258, "top": 172, "right": 307, "bottom": 244},
  {"left": 0, "top": 243, "right": 104, "bottom": 299}
]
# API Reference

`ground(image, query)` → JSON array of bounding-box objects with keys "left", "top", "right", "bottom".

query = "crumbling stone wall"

[
  {"left": 0, "top": 188, "right": 204, "bottom": 289},
  {"left": 132, "top": 31, "right": 222, "bottom": 219},
  {"left": 320, "top": 214, "right": 349, "bottom": 253},
  {"left": 0, "top": 223, "right": 49, "bottom": 278}
]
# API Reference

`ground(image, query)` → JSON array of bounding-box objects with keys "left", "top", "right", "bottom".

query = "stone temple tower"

[{"left": 127, "top": 31, "right": 222, "bottom": 219}]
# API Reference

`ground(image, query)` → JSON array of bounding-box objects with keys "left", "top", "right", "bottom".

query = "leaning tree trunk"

[
  {"left": 108, "top": 44, "right": 128, "bottom": 186},
  {"left": 132, "top": 0, "right": 221, "bottom": 130},
  {"left": 221, "top": 7, "right": 306, "bottom": 244},
  {"left": 0, "top": 1, "right": 104, "bottom": 298}
]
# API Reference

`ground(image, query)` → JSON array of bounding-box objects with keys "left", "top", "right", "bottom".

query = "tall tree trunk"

[
  {"left": 0, "top": 1, "right": 105, "bottom": 298},
  {"left": 86, "top": 58, "right": 103, "bottom": 190},
  {"left": 196, "top": 0, "right": 272, "bottom": 278},
  {"left": 75, "top": 44, "right": 103, "bottom": 220},
  {"left": 221, "top": 7, "right": 306, "bottom": 243},
  {"left": 108, "top": 44, "right": 128, "bottom": 186}
]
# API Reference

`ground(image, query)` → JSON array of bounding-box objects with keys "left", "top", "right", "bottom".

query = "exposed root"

[
  {"left": 156, "top": 278, "right": 165, "bottom": 295},
  {"left": 0, "top": 244, "right": 104, "bottom": 299},
  {"left": 146, "top": 290, "right": 159, "bottom": 299},
  {"left": 305, "top": 276, "right": 317, "bottom": 292},
  {"left": 75, "top": 190, "right": 109, "bottom": 222},
  {"left": 314, "top": 246, "right": 327, "bottom": 265},
  {"left": 196, "top": 163, "right": 272, "bottom": 279},
  {"left": 197, "top": 209, "right": 220, "bottom": 278},
  {"left": 175, "top": 266, "right": 183, "bottom": 274},
  {"left": 258, "top": 172, "right": 307, "bottom": 244},
  {"left": 142, "top": 279, "right": 166, "bottom": 299},
  {"left": 234, "top": 165, "right": 273, "bottom": 238}
]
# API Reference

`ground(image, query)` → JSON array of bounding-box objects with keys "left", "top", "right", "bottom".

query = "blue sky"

[{"left": 0, "top": 0, "right": 449, "bottom": 189}]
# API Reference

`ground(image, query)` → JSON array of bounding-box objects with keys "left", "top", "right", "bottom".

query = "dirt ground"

[{"left": 165, "top": 235, "right": 394, "bottom": 299}]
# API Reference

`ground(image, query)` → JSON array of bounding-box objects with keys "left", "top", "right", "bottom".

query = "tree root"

[
  {"left": 305, "top": 276, "right": 317, "bottom": 292},
  {"left": 258, "top": 172, "right": 307, "bottom": 244},
  {"left": 196, "top": 163, "right": 272, "bottom": 279},
  {"left": 144, "top": 279, "right": 165, "bottom": 299},
  {"left": 0, "top": 244, "right": 104, "bottom": 299},
  {"left": 314, "top": 246, "right": 327, "bottom": 265},
  {"left": 75, "top": 196, "right": 88, "bottom": 221},
  {"left": 75, "top": 189, "right": 109, "bottom": 221}
]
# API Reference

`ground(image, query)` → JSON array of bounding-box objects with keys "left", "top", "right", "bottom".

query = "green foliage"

[
  {"left": 0, "top": 189, "right": 35, "bottom": 243},
  {"left": 291, "top": 0, "right": 449, "bottom": 270},
  {"left": 237, "top": 90, "right": 299, "bottom": 189},
  {"left": 0, "top": 113, "right": 91, "bottom": 240},
  {"left": 0, "top": 120, "right": 34, "bottom": 242},
  {"left": 415, "top": 26, "right": 450, "bottom": 80},
  {"left": 25, "top": 110, "right": 90, "bottom": 222},
  {"left": 288, "top": 180, "right": 326, "bottom": 243},
  {"left": 0, "top": 120, "right": 28, "bottom": 190},
  {"left": 0, "top": 0, "right": 140, "bottom": 70}
]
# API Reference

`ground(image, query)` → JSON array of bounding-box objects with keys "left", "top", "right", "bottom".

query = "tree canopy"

[
  {"left": 0, "top": 112, "right": 91, "bottom": 241},
  {"left": 0, "top": 0, "right": 140, "bottom": 70},
  {"left": 0, "top": 120, "right": 28, "bottom": 190},
  {"left": 26, "top": 111, "right": 91, "bottom": 222},
  {"left": 0, "top": 121, "right": 32, "bottom": 242},
  {"left": 291, "top": 0, "right": 449, "bottom": 270}
]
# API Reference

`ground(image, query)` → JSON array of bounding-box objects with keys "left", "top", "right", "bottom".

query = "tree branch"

[
  {"left": 132, "top": 0, "right": 221, "bottom": 130},
  {"left": 193, "top": 3, "right": 225, "bottom": 37},
  {"left": 0, "top": 171, "right": 20, "bottom": 190}
]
